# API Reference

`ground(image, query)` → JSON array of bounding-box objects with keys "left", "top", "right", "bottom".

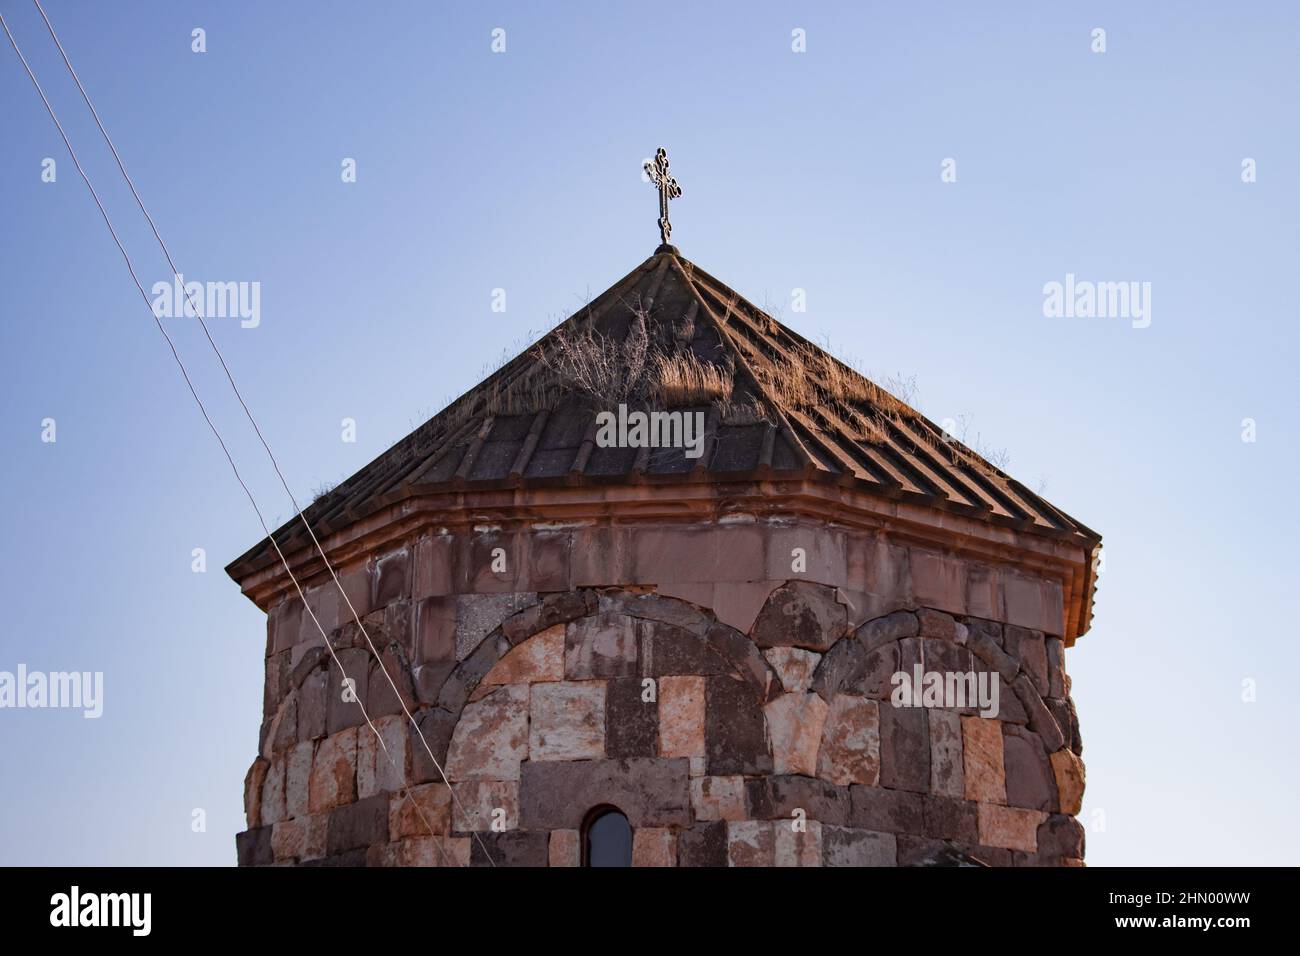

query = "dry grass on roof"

[
  {"left": 650, "top": 351, "right": 733, "bottom": 406},
  {"left": 484, "top": 372, "right": 563, "bottom": 418},
  {"left": 542, "top": 310, "right": 651, "bottom": 405},
  {"left": 720, "top": 401, "right": 771, "bottom": 426},
  {"left": 746, "top": 341, "right": 925, "bottom": 444}
]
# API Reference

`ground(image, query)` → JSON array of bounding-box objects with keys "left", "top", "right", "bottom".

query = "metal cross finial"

[{"left": 644, "top": 147, "right": 682, "bottom": 247}]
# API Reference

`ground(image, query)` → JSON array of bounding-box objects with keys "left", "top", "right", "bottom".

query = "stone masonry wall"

[{"left": 236, "top": 519, "right": 1086, "bottom": 866}]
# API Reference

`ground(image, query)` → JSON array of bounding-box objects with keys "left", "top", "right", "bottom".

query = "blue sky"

[{"left": 1, "top": 1, "right": 1296, "bottom": 865}]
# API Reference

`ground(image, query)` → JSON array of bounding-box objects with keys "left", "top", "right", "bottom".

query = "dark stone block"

[
  {"left": 705, "top": 675, "right": 773, "bottom": 775},
  {"left": 436, "top": 635, "right": 508, "bottom": 713},
  {"left": 1002, "top": 725, "right": 1058, "bottom": 812},
  {"left": 921, "top": 638, "right": 972, "bottom": 678},
  {"left": 607, "top": 677, "right": 659, "bottom": 758},
  {"left": 326, "top": 793, "right": 391, "bottom": 855},
  {"left": 297, "top": 670, "right": 328, "bottom": 742},
  {"left": 677, "top": 821, "right": 728, "bottom": 867},
  {"left": 1037, "top": 813, "right": 1085, "bottom": 860},
  {"left": 501, "top": 590, "right": 597, "bottom": 644},
  {"left": 1045, "top": 636, "right": 1066, "bottom": 698},
  {"left": 747, "top": 775, "right": 851, "bottom": 825},
  {"left": 922, "top": 795, "right": 979, "bottom": 843},
  {"left": 822, "top": 826, "right": 897, "bottom": 866},
  {"left": 601, "top": 591, "right": 711, "bottom": 634},
  {"left": 290, "top": 646, "right": 328, "bottom": 688},
  {"left": 751, "top": 581, "right": 847, "bottom": 652},
  {"left": 519, "top": 758, "right": 690, "bottom": 829},
  {"left": 409, "top": 708, "right": 457, "bottom": 784},
  {"left": 849, "top": 785, "right": 924, "bottom": 833},
  {"left": 471, "top": 830, "right": 549, "bottom": 867},
  {"left": 857, "top": 611, "right": 919, "bottom": 652},
  {"left": 368, "top": 643, "right": 417, "bottom": 718},
  {"left": 1045, "top": 697, "right": 1074, "bottom": 752},
  {"left": 642, "top": 621, "right": 730, "bottom": 676},
  {"left": 1013, "top": 674, "right": 1065, "bottom": 752},
  {"left": 704, "top": 623, "right": 771, "bottom": 692},
  {"left": 859, "top": 643, "right": 899, "bottom": 700},
  {"left": 967, "top": 624, "right": 1018, "bottom": 683},
  {"left": 810, "top": 636, "right": 868, "bottom": 702},
  {"left": 878, "top": 704, "right": 929, "bottom": 792},
  {"left": 235, "top": 826, "right": 273, "bottom": 867}
]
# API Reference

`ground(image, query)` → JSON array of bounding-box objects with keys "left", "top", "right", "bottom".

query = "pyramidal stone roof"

[{"left": 227, "top": 245, "right": 1100, "bottom": 580}]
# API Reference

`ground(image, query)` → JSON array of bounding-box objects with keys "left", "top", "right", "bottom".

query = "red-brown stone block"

[
  {"left": 690, "top": 775, "right": 747, "bottom": 821},
  {"left": 447, "top": 684, "right": 529, "bottom": 780},
  {"left": 450, "top": 779, "right": 518, "bottom": 832},
  {"left": 389, "top": 782, "right": 452, "bottom": 838},
  {"left": 482, "top": 624, "right": 564, "bottom": 685},
  {"left": 765, "top": 692, "right": 829, "bottom": 776},
  {"left": 309, "top": 728, "right": 358, "bottom": 813},
  {"left": 961, "top": 716, "right": 1006, "bottom": 805},
  {"left": 1050, "top": 747, "right": 1086, "bottom": 815},
  {"left": 977, "top": 803, "right": 1046, "bottom": 853},
  {"left": 632, "top": 827, "right": 677, "bottom": 866},
  {"left": 816, "top": 694, "right": 880, "bottom": 786},
  {"left": 659, "top": 675, "right": 705, "bottom": 758}
]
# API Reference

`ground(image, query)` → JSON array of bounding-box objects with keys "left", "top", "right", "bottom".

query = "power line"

[
  {"left": 3, "top": 8, "right": 456, "bottom": 867},
  {"left": 31, "top": 0, "right": 495, "bottom": 866}
]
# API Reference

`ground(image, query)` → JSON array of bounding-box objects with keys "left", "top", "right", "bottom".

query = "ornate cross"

[{"left": 644, "top": 147, "right": 682, "bottom": 247}]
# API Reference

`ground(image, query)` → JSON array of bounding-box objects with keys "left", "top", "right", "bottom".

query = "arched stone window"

[{"left": 583, "top": 806, "right": 632, "bottom": 867}]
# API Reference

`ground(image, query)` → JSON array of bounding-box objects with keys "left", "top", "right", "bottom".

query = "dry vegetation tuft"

[
  {"left": 650, "top": 351, "right": 733, "bottom": 406},
  {"left": 309, "top": 480, "right": 336, "bottom": 505},
  {"left": 542, "top": 309, "right": 650, "bottom": 404},
  {"left": 748, "top": 342, "right": 926, "bottom": 444},
  {"left": 720, "top": 401, "right": 771, "bottom": 426},
  {"left": 483, "top": 373, "right": 563, "bottom": 418}
]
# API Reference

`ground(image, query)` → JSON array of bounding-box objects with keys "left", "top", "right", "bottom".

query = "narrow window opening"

[{"left": 582, "top": 806, "right": 632, "bottom": 867}]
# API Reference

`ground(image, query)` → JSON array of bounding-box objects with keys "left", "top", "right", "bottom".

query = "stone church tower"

[{"left": 228, "top": 229, "right": 1100, "bottom": 866}]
